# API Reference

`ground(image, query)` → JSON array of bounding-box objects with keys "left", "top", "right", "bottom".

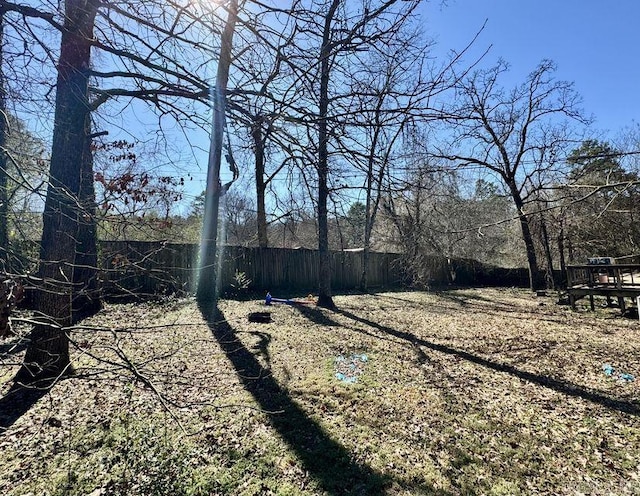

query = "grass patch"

[{"left": 1, "top": 289, "right": 639, "bottom": 494}]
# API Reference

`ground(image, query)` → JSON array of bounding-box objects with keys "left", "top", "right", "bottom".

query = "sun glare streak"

[{"left": 196, "top": 0, "right": 239, "bottom": 303}]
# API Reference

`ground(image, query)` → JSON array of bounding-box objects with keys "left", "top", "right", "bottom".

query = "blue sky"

[
  {"left": 20, "top": 1, "right": 635, "bottom": 213},
  {"left": 127, "top": 1, "right": 640, "bottom": 212},
  {"left": 422, "top": 0, "right": 639, "bottom": 136},
  {"left": 178, "top": 1, "right": 640, "bottom": 211}
]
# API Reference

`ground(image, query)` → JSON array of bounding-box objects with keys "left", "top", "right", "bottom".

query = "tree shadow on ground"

[
  {"left": 332, "top": 307, "right": 639, "bottom": 417},
  {"left": 295, "top": 304, "right": 401, "bottom": 348},
  {"left": 375, "top": 290, "right": 608, "bottom": 329},
  {"left": 0, "top": 381, "right": 50, "bottom": 433},
  {"left": 0, "top": 339, "right": 27, "bottom": 356},
  {"left": 295, "top": 303, "right": 342, "bottom": 327},
  {"left": 431, "top": 289, "right": 498, "bottom": 306},
  {"left": 198, "top": 301, "right": 399, "bottom": 495},
  {"left": 243, "top": 330, "right": 272, "bottom": 369}
]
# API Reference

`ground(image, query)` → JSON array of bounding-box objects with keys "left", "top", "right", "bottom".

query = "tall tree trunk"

[
  {"left": 539, "top": 212, "right": 556, "bottom": 289},
  {"left": 360, "top": 171, "right": 374, "bottom": 291},
  {"left": 316, "top": 0, "right": 340, "bottom": 309},
  {"left": 518, "top": 212, "right": 544, "bottom": 290},
  {"left": 17, "top": 0, "right": 99, "bottom": 383},
  {"left": 557, "top": 221, "right": 567, "bottom": 289},
  {"left": 72, "top": 122, "right": 101, "bottom": 323},
  {"left": 197, "top": 0, "right": 238, "bottom": 304},
  {"left": 510, "top": 187, "right": 544, "bottom": 291},
  {"left": 0, "top": 12, "right": 8, "bottom": 271},
  {"left": 252, "top": 115, "right": 268, "bottom": 248}
]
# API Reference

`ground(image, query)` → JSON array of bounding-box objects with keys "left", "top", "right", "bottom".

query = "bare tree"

[
  {"left": 3, "top": 0, "right": 232, "bottom": 379},
  {"left": 227, "top": 10, "right": 300, "bottom": 249},
  {"left": 341, "top": 24, "right": 456, "bottom": 289},
  {"left": 13, "top": 0, "right": 99, "bottom": 382},
  {"left": 439, "top": 60, "right": 586, "bottom": 290},
  {"left": 278, "top": 0, "right": 422, "bottom": 307},
  {"left": 313, "top": 0, "right": 340, "bottom": 308}
]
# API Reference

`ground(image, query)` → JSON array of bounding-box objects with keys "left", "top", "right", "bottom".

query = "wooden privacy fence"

[
  {"left": 99, "top": 242, "right": 405, "bottom": 295},
  {"left": 99, "top": 241, "right": 528, "bottom": 295},
  {"left": 97, "top": 241, "right": 531, "bottom": 297},
  {"left": 219, "top": 246, "right": 402, "bottom": 292}
]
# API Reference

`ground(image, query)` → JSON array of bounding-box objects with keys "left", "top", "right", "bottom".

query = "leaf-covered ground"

[{"left": 1, "top": 288, "right": 639, "bottom": 495}]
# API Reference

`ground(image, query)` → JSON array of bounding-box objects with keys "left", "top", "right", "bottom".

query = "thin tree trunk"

[
  {"left": 197, "top": 0, "right": 238, "bottom": 304},
  {"left": 557, "top": 220, "right": 567, "bottom": 289},
  {"left": 17, "top": 0, "right": 99, "bottom": 383},
  {"left": 316, "top": 0, "right": 340, "bottom": 309},
  {"left": 253, "top": 116, "right": 268, "bottom": 248},
  {"left": 361, "top": 172, "right": 374, "bottom": 291},
  {"left": 361, "top": 99, "right": 406, "bottom": 291},
  {"left": 539, "top": 212, "right": 556, "bottom": 289},
  {"left": 0, "top": 12, "right": 8, "bottom": 271}
]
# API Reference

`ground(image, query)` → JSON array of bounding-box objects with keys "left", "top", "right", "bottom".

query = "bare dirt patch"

[{"left": 1, "top": 288, "right": 639, "bottom": 495}]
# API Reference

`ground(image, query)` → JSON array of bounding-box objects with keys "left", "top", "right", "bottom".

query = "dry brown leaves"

[{"left": 0, "top": 289, "right": 638, "bottom": 495}]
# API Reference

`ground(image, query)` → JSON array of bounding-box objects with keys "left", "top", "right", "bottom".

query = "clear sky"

[
  {"left": 20, "top": 1, "right": 634, "bottom": 213},
  {"left": 176, "top": 1, "right": 640, "bottom": 210},
  {"left": 123, "top": 1, "right": 640, "bottom": 212},
  {"left": 422, "top": 0, "right": 639, "bottom": 137}
]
